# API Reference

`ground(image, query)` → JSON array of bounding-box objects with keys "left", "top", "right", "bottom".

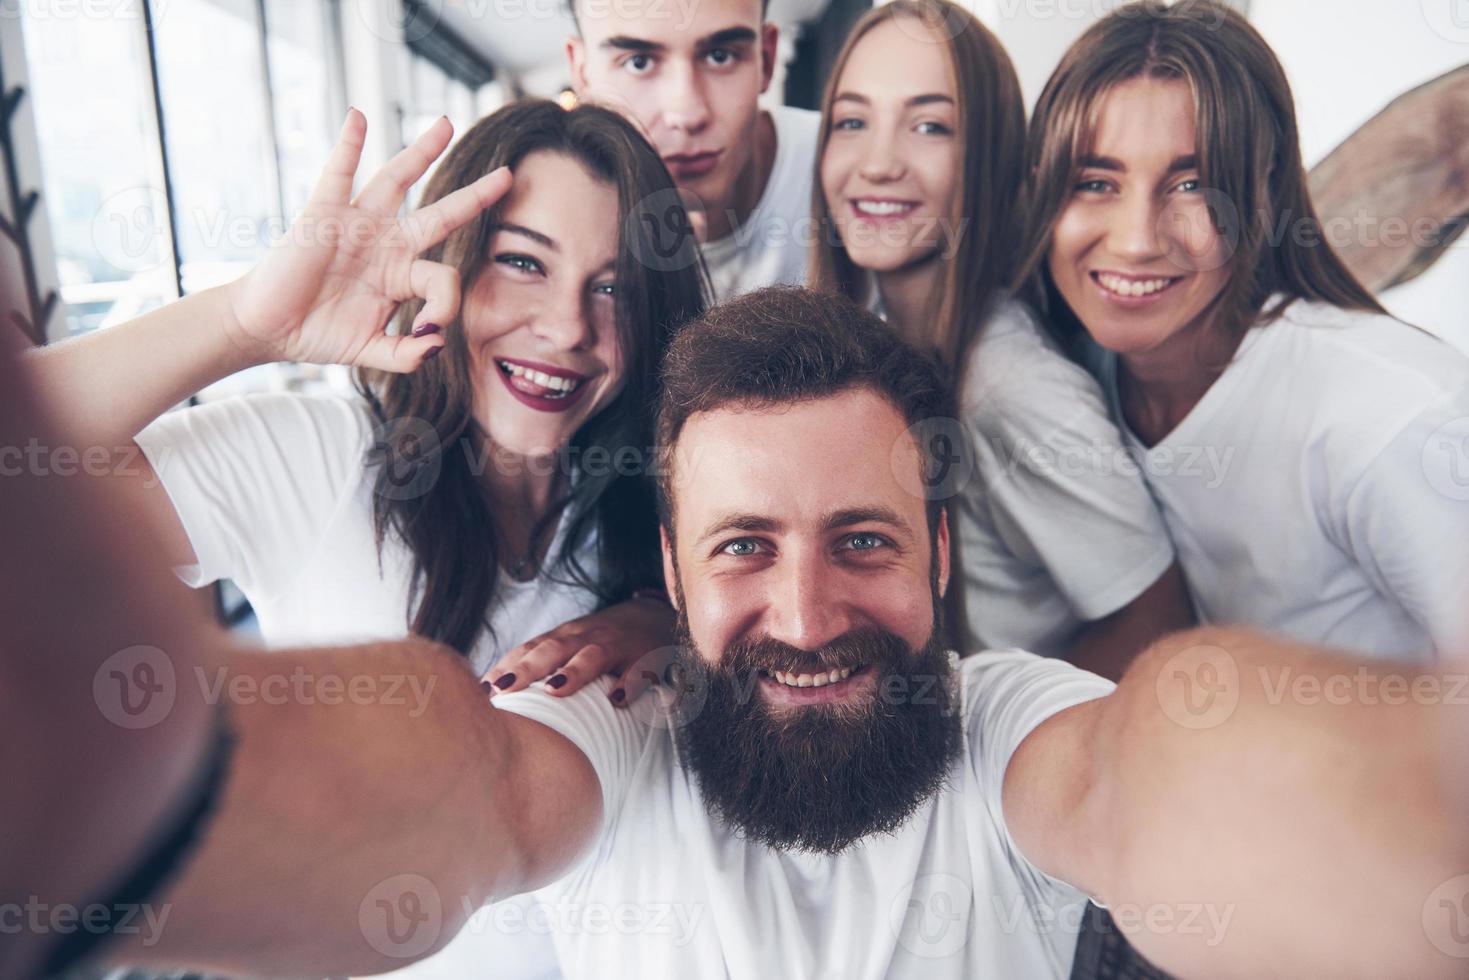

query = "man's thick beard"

[{"left": 671, "top": 617, "right": 963, "bottom": 855}]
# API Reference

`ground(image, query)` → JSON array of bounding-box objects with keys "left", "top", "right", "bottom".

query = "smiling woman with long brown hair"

[
  {"left": 809, "top": 0, "right": 1193, "bottom": 678},
  {"left": 25, "top": 98, "right": 705, "bottom": 978},
  {"left": 1022, "top": 0, "right": 1469, "bottom": 661}
]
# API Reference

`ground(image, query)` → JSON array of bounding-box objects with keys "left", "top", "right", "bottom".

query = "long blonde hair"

[{"left": 808, "top": 0, "right": 1027, "bottom": 368}]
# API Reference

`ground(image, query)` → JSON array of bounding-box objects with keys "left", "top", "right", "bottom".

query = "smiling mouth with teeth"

[
  {"left": 1094, "top": 272, "right": 1182, "bottom": 299},
  {"left": 851, "top": 199, "right": 917, "bottom": 217},
  {"left": 759, "top": 665, "right": 864, "bottom": 689},
  {"left": 496, "top": 360, "right": 584, "bottom": 399}
]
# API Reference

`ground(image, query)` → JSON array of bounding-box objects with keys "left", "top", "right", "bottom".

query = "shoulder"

[
  {"left": 1267, "top": 299, "right": 1468, "bottom": 401},
  {"left": 959, "top": 649, "right": 1115, "bottom": 735},
  {"left": 1260, "top": 300, "right": 1469, "bottom": 463},
  {"left": 960, "top": 300, "right": 1115, "bottom": 435}
]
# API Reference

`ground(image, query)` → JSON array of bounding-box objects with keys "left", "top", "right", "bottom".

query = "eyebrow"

[
  {"left": 694, "top": 506, "right": 913, "bottom": 548},
  {"left": 832, "top": 93, "right": 955, "bottom": 108},
  {"left": 602, "top": 26, "right": 757, "bottom": 54},
  {"left": 1078, "top": 153, "right": 1198, "bottom": 174},
  {"left": 489, "top": 223, "right": 558, "bottom": 251}
]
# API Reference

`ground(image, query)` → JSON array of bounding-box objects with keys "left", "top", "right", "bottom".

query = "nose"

[
  {"left": 532, "top": 286, "right": 594, "bottom": 353},
  {"left": 661, "top": 62, "right": 712, "bottom": 135},
  {"left": 762, "top": 546, "right": 854, "bottom": 653},
  {"left": 1110, "top": 189, "right": 1167, "bottom": 263},
  {"left": 857, "top": 124, "right": 906, "bottom": 183}
]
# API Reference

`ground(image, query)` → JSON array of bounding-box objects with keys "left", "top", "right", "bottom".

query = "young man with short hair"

[{"left": 565, "top": 0, "right": 819, "bottom": 299}]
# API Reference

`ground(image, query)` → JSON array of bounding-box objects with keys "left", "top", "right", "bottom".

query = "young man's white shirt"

[
  {"left": 1095, "top": 298, "right": 1469, "bottom": 661},
  {"left": 137, "top": 391, "right": 602, "bottom": 980},
  {"left": 954, "top": 299, "right": 1177, "bottom": 657},
  {"left": 478, "top": 650, "right": 1113, "bottom": 980},
  {"left": 699, "top": 105, "right": 820, "bottom": 302}
]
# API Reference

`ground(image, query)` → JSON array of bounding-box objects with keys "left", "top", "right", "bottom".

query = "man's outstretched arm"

[
  {"left": 1006, "top": 626, "right": 1469, "bottom": 979},
  {"left": 103, "top": 642, "right": 602, "bottom": 978}
]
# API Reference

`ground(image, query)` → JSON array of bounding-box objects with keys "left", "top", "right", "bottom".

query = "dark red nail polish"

[
  {"left": 611, "top": 688, "right": 626, "bottom": 705},
  {"left": 482, "top": 680, "right": 495, "bottom": 694},
  {"left": 548, "top": 673, "right": 568, "bottom": 690},
  {"left": 412, "top": 322, "right": 441, "bottom": 338},
  {"left": 423, "top": 345, "right": 442, "bottom": 360},
  {"left": 493, "top": 673, "right": 516, "bottom": 690}
]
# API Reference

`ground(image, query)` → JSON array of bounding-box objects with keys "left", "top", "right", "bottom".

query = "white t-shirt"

[
  {"left": 1097, "top": 299, "right": 1469, "bottom": 661},
  {"left": 955, "top": 300, "right": 1176, "bottom": 658},
  {"left": 481, "top": 650, "right": 1113, "bottom": 980},
  {"left": 136, "top": 391, "right": 603, "bottom": 980},
  {"left": 700, "top": 105, "right": 821, "bottom": 302}
]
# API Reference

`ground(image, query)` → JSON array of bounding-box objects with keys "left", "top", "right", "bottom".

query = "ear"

[
  {"left": 757, "top": 22, "right": 779, "bottom": 94},
  {"left": 567, "top": 36, "right": 589, "bottom": 94},
  {"left": 660, "top": 525, "right": 681, "bottom": 613},
  {"left": 936, "top": 506, "right": 951, "bottom": 599}
]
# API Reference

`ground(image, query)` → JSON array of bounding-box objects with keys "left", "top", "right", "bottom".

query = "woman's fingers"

[
  {"left": 405, "top": 166, "right": 512, "bottom": 253},
  {"left": 406, "top": 259, "right": 461, "bottom": 335},
  {"left": 354, "top": 116, "right": 455, "bottom": 217},
  {"left": 308, "top": 108, "right": 367, "bottom": 208},
  {"left": 543, "top": 644, "right": 614, "bottom": 697},
  {"left": 483, "top": 636, "right": 581, "bottom": 695},
  {"left": 352, "top": 259, "right": 459, "bottom": 373}
]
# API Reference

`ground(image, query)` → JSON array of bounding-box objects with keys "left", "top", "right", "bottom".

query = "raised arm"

[
  {"left": 21, "top": 111, "right": 508, "bottom": 563},
  {"left": 101, "top": 640, "right": 602, "bottom": 978},
  {"left": 1006, "top": 626, "right": 1469, "bottom": 979}
]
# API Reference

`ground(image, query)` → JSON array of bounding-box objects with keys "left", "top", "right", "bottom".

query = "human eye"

[
  {"left": 719, "top": 538, "right": 765, "bottom": 558},
  {"left": 915, "top": 120, "right": 952, "bottom": 136},
  {"left": 832, "top": 116, "right": 865, "bottom": 132},
  {"left": 495, "top": 252, "right": 546, "bottom": 276},
  {"left": 840, "top": 532, "right": 892, "bottom": 555},
  {"left": 592, "top": 279, "right": 616, "bottom": 298},
  {"left": 1073, "top": 177, "right": 1112, "bottom": 194},
  {"left": 622, "top": 52, "right": 656, "bottom": 76},
  {"left": 1172, "top": 177, "right": 1202, "bottom": 193},
  {"left": 705, "top": 47, "right": 740, "bottom": 68}
]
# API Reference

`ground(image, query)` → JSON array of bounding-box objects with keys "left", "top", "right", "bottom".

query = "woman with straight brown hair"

[
  {"left": 811, "top": 0, "right": 1192, "bottom": 678},
  {"left": 1023, "top": 0, "right": 1469, "bottom": 661},
  {"left": 26, "top": 99, "right": 705, "bottom": 978}
]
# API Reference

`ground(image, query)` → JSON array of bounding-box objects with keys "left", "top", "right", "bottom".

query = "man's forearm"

[
  {"left": 104, "top": 639, "right": 522, "bottom": 978},
  {"left": 1090, "top": 627, "right": 1469, "bottom": 979}
]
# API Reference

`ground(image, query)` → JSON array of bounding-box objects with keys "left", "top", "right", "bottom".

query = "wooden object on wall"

[{"left": 1310, "top": 63, "right": 1469, "bottom": 293}]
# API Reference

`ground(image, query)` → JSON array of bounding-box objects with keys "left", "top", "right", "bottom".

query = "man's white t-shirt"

[
  {"left": 955, "top": 300, "right": 1176, "bottom": 658},
  {"left": 699, "top": 105, "right": 820, "bottom": 302},
  {"left": 136, "top": 391, "right": 603, "bottom": 980},
  {"left": 483, "top": 650, "right": 1113, "bottom": 980},
  {"left": 1096, "top": 299, "right": 1469, "bottom": 661}
]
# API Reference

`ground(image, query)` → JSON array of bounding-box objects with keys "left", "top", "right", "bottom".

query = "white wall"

[{"left": 1250, "top": 0, "right": 1469, "bottom": 350}]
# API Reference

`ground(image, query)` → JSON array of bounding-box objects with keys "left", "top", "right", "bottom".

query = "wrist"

[{"left": 216, "top": 276, "right": 279, "bottom": 369}]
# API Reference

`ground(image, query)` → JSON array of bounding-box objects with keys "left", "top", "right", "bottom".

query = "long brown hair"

[
  {"left": 355, "top": 100, "right": 706, "bottom": 656},
  {"left": 808, "top": 0, "right": 1027, "bottom": 367},
  {"left": 1019, "top": 0, "right": 1385, "bottom": 345}
]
